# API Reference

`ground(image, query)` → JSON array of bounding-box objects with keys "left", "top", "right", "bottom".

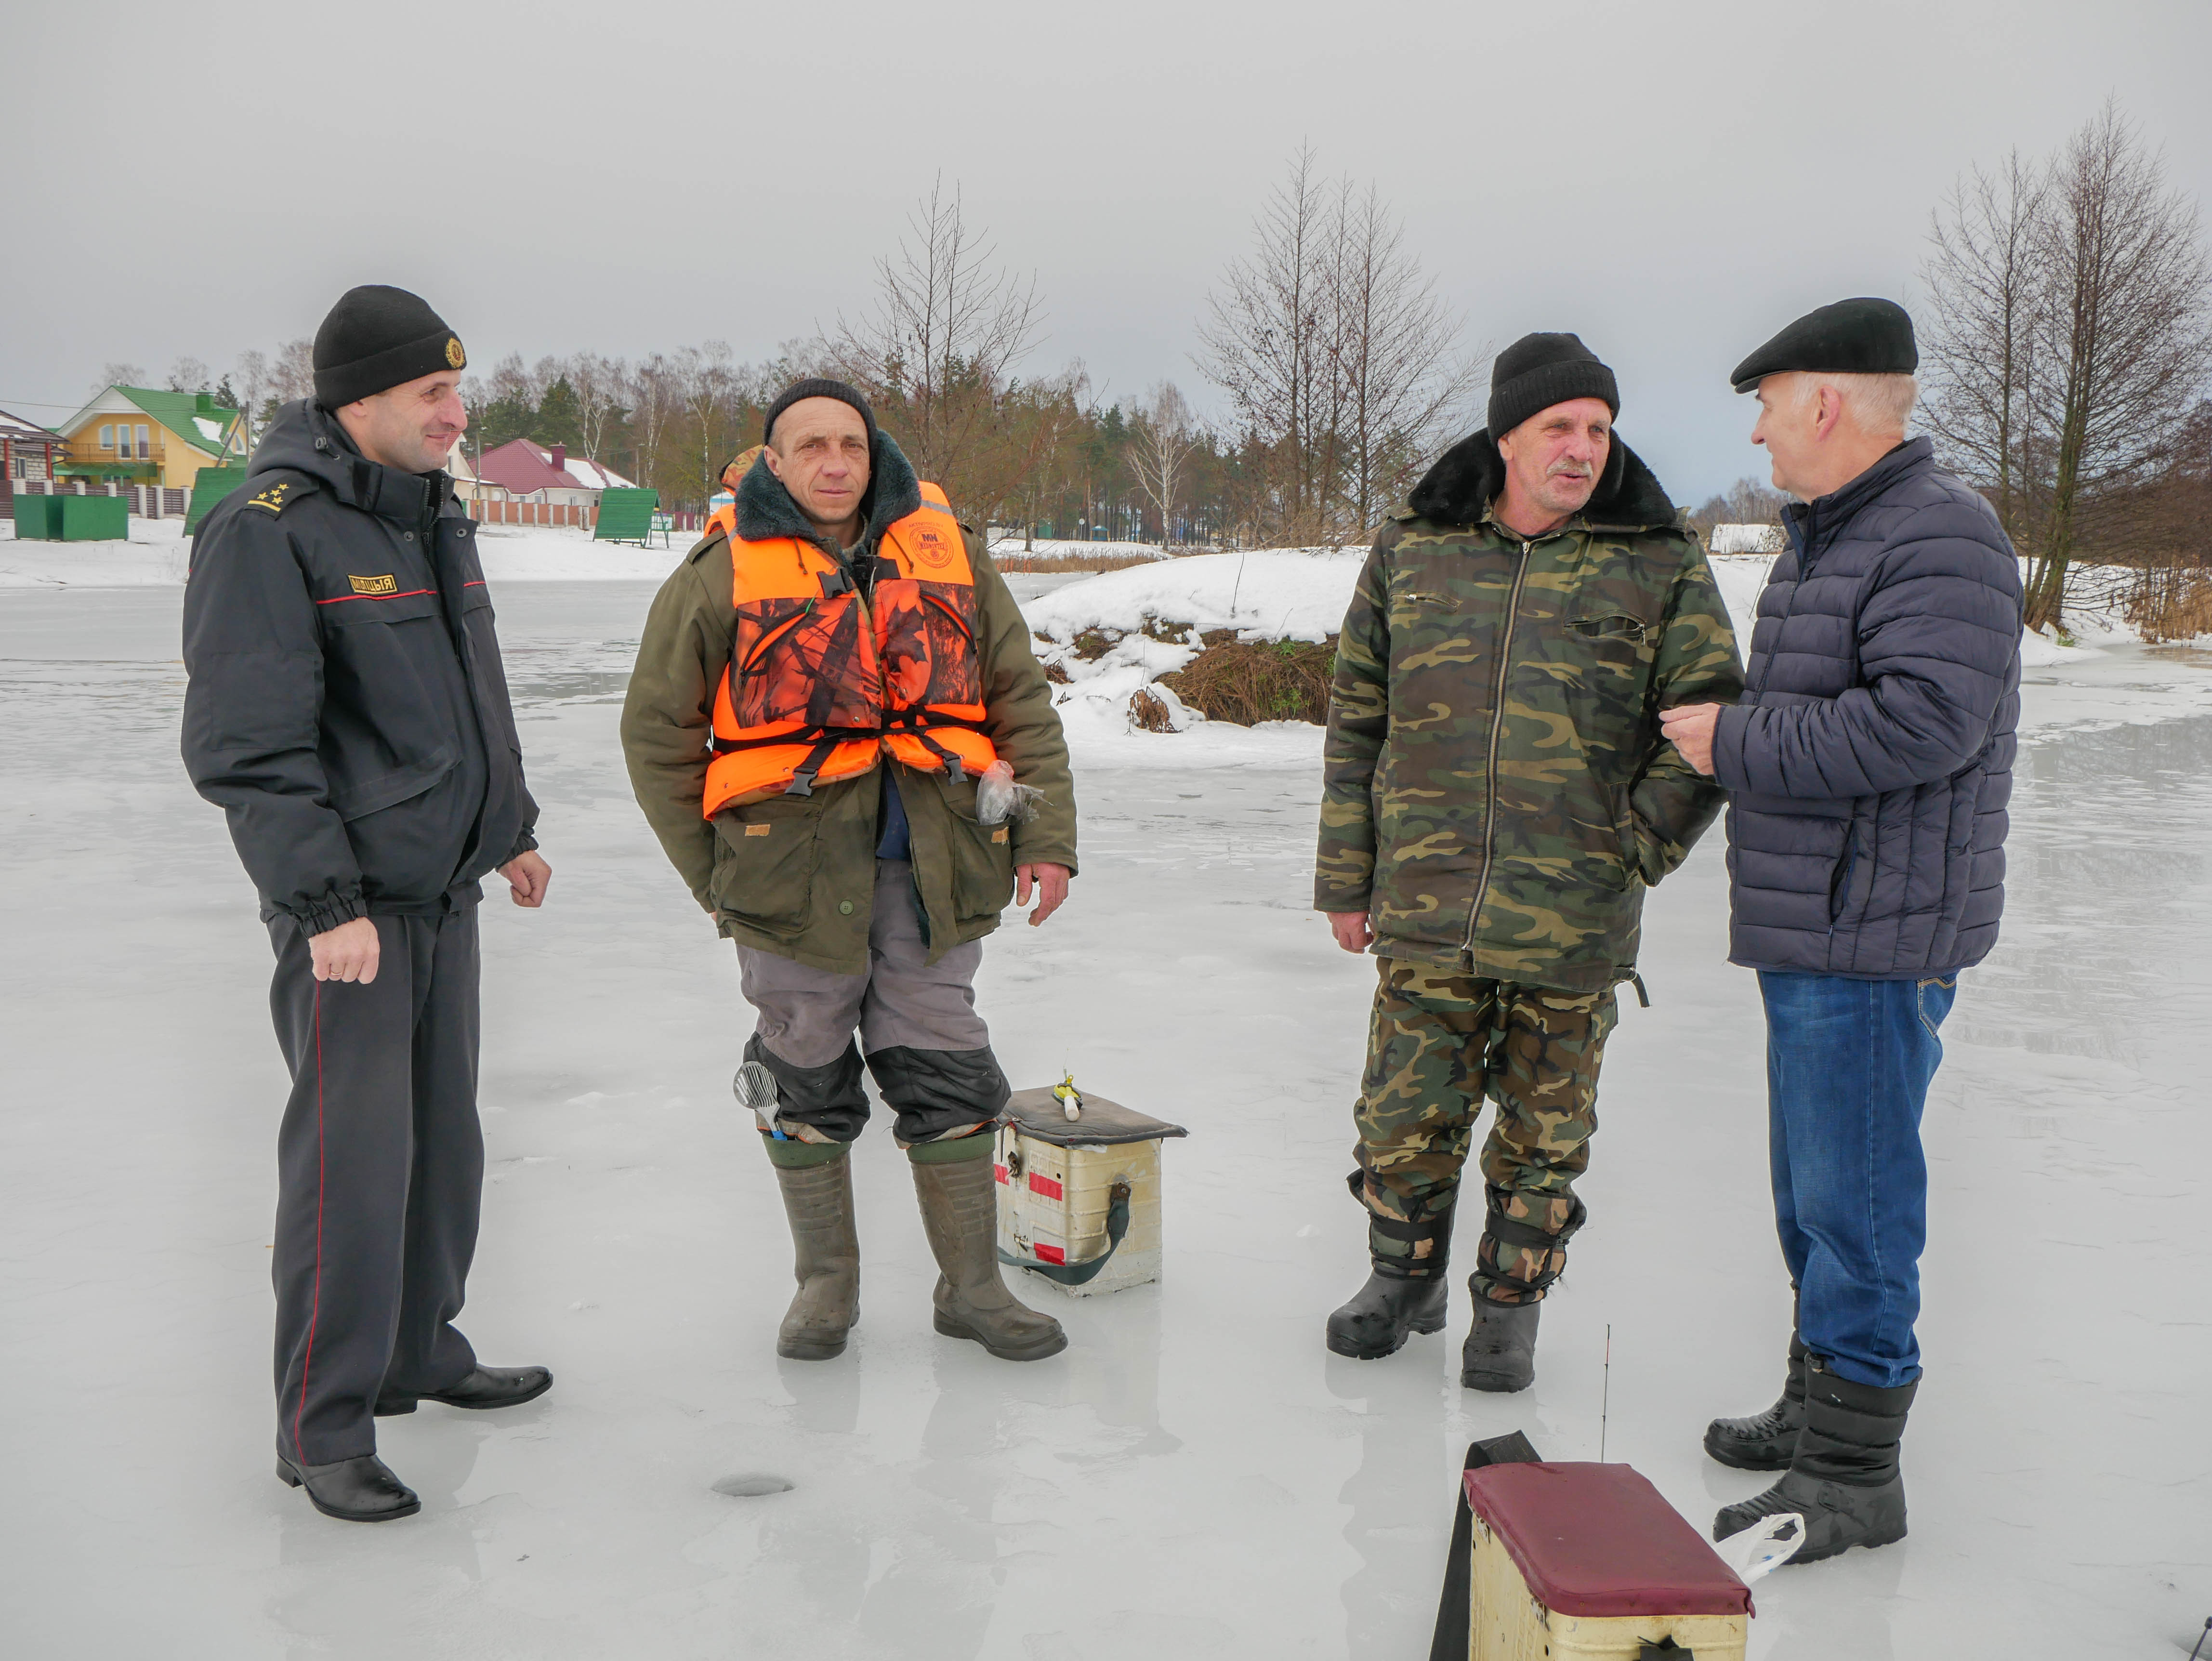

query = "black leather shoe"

[
  {"left": 377, "top": 1363, "right": 552, "bottom": 1416},
  {"left": 276, "top": 1449, "right": 421, "bottom": 1522},
  {"left": 1326, "top": 1270, "right": 1449, "bottom": 1358}
]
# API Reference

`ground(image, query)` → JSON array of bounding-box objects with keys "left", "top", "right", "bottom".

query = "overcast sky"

[{"left": 12, "top": 0, "right": 2210, "bottom": 503}]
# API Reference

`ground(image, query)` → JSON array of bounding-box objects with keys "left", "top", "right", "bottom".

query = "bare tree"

[
  {"left": 2024, "top": 101, "right": 2212, "bottom": 629},
  {"left": 231, "top": 349, "right": 272, "bottom": 450},
  {"left": 1196, "top": 146, "right": 1477, "bottom": 545},
  {"left": 269, "top": 340, "right": 316, "bottom": 403},
  {"left": 1125, "top": 382, "right": 1199, "bottom": 547},
  {"left": 96, "top": 361, "right": 149, "bottom": 394},
  {"left": 832, "top": 176, "right": 1046, "bottom": 504},
  {"left": 623, "top": 354, "right": 679, "bottom": 493},
  {"left": 166, "top": 356, "right": 211, "bottom": 394},
  {"left": 1329, "top": 179, "right": 1482, "bottom": 536},
  {"left": 1923, "top": 150, "right": 2048, "bottom": 552},
  {"left": 1194, "top": 144, "right": 1342, "bottom": 543},
  {"left": 565, "top": 352, "right": 627, "bottom": 463},
  {"left": 1689, "top": 476, "right": 1791, "bottom": 542},
  {"left": 674, "top": 341, "right": 740, "bottom": 505}
]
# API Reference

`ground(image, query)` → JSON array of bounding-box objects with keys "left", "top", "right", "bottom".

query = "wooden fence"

[{"left": 469, "top": 499, "right": 597, "bottom": 528}]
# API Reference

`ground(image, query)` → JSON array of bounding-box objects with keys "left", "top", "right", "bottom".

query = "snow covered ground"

[{"left": 2, "top": 554, "right": 2209, "bottom": 1659}]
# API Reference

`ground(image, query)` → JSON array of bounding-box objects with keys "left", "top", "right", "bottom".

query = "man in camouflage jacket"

[{"left": 1317, "top": 334, "right": 1743, "bottom": 1390}]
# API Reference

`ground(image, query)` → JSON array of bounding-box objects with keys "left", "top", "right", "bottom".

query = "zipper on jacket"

[{"left": 1464, "top": 539, "right": 1533, "bottom": 954}]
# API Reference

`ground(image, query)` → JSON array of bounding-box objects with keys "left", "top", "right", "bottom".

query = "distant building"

[
  {"left": 54, "top": 386, "right": 247, "bottom": 491},
  {"left": 475, "top": 438, "right": 633, "bottom": 508},
  {"left": 0, "top": 407, "right": 62, "bottom": 496},
  {"left": 1708, "top": 522, "right": 1786, "bottom": 555}
]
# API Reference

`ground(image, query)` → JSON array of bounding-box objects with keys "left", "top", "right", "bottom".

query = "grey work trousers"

[
  {"left": 267, "top": 910, "right": 483, "bottom": 1465},
  {"left": 738, "top": 859, "right": 1010, "bottom": 1144}
]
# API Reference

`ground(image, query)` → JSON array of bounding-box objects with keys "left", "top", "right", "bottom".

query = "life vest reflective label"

[{"left": 701, "top": 488, "right": 999, "bottom": 817}]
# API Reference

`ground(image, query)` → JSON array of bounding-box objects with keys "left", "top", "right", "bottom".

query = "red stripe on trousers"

[{"left": 292, "top": 980, "right": 327, "bottom": 1463}]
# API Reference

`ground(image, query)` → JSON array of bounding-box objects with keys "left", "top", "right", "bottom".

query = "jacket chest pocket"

[{"left": 1559, "top": 608, "right": 1660, "bottom": 704}]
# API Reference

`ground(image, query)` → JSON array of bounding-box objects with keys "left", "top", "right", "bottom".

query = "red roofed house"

[{"left": 473, "top": 438, "right": 634, "bottom": 527}]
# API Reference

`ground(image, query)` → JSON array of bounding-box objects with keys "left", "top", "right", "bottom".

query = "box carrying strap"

[
  {"left": 1428, "top": 1432, "right": 1544, "bottom": 1661},
  {"left": 1000, "top": 1180, "right": 1131, "bottom": 1286}
]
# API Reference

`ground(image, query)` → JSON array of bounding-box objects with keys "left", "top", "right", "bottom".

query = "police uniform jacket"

[{"left": 182, "top": 400, "right": 538, "bottom": 935}]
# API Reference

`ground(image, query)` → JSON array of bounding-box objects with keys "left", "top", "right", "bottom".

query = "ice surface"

[{"left": 1, "top": 576, "right": 2208, "bottom": 1659}]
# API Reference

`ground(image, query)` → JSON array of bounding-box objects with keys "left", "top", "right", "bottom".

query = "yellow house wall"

[{"left": 61, "top": 412, "right": 229, "bottom": 488}]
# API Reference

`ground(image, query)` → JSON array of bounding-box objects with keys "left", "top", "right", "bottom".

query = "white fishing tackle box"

[{"left": 994, "top": 1087, "right": 1187, "bottom": 1297}]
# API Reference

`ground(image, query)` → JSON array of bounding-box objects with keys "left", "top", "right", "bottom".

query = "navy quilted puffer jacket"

[{"left": 1712, "top": 437, "right": 2022, "bottom": 978}]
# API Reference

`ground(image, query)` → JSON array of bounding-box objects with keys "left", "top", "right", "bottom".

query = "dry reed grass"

[
  {"left": 2123, "top": 567, "right": 2212, "bottom": 643},
  {"left": 1127, "top": 688, "right": 1176, "bottom": 732},
  {"left": 1157, "top": 637, "right": 1338, "bottom": 726}
]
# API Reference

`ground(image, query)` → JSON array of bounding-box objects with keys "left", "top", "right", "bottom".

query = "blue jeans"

[{"left": 1758, "top": 971, "right": 1958, "bottom": 1389}]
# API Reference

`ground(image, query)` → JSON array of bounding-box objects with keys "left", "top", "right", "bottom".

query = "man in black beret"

[
  {"left": 183, "top": 285, "right": 554, "bottom": 1523},
  {"left": 1316, "top": 334, "right": 1743, "bottom": 1390},
  {"left": 1660, "top": 298, "right": 2022, "bottom": 1561}
]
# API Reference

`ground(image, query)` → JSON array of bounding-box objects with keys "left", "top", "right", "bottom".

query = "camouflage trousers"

[{"left": 1350, "top": 959, "right": 1618, "bottom": 1305}]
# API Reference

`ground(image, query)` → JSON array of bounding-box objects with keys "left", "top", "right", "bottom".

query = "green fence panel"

[
  {"left": 60, "top": 495, "right": 130, "bottom": 540},
  {"left": 13, "top": 495, "right": 64, "bottom": 540},
  {"left": 186, "top": 467, "right": 252, "bottom": 534},
  {"left": 593, "top": 487, "right": 662, "bottom": 546}
]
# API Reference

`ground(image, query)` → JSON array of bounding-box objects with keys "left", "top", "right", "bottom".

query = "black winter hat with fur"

[
  {"left": 313, "top": 285, "right": 465, "bottom": 409},
  {"left": 764, "top": 378, "right": 877, "bottom": 447},
  {"left": 1487, "top": 332, "right": 1620, "bottom": 441}
]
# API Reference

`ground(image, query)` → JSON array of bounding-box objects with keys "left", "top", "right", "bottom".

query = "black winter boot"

[
  {"left": 1326, "top": 1270, "right": 1449, "bottom": 1359},
  {"left": 1705, "top": 1317, "right": 1806, "bottom": 1470},
  {"left": 1712, "top": 1361, "right": 1917, "bottom": 1563},
  {"left": 1460, "top": 1292, "right": 1540, "bottom": 1392}
]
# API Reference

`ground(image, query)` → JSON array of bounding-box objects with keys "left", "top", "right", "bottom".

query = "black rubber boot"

[
  {"left": 375, "top": 1364, "right": 552, "bottom": 1417},
  {"left": 1460, "top": 1292, "right": 1541, "bottom": 1392},
  {"left": 276, "top": 1441, "right": 421, "bottom": 1522},
  {"left": 1326, "top": 1270, "right": 1449, "bottom": 1359},
  {"left": 1705, "top": 1319, "right": 1806, "bottom": 1470},
  {"left": 1712, "top": 1361, "right": 1917, "bottom": 1563}
]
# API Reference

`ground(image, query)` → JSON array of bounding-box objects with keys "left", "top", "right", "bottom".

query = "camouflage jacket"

[{"left": 1316, "top": 431, "right": 1743, "bottom": 993}]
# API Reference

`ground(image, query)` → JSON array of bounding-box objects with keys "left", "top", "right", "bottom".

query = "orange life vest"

[{"left": 701, "top": 484, "right": 998, "bottom": 817}]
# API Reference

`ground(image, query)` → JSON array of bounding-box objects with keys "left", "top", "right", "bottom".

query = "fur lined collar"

[
  {"left": 734, "top": 429, "right": 923, "bottom": 552},
  {"left": 1404, "top": 428, "right": 1679, "bottom": 533}
]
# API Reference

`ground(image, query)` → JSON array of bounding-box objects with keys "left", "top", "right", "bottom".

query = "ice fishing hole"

[{"left": 713, "top": 1474, "right": 795, "bottom": 1498}]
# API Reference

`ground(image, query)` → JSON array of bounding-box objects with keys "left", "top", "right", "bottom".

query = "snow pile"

[
  {"left": 1018, "top": 549, "right": 1365, "bottom": 765},
  {"left": 0, "top": 516, "right": 192, "bottom": 587}
]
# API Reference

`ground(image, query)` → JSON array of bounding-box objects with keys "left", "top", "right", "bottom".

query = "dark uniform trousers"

[{"left": 267, "top": 909, "right": 484, "bottom": 1465}]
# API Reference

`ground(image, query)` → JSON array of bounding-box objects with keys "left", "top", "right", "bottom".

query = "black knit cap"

[
  {"left": 1731, "top": 297, "right": 1917, "bottom": 394},
  {"left": 764, "top": 377, "right": 877, "bottom": 446},
  {"left": 312, "top": 285, "right": 466, "bottom": 408},
  {"left": 1488, "top": 333, "right": 1620, "bottom": 440}
]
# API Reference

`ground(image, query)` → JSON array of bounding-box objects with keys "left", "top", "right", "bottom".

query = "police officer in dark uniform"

[{"left": 183, "top": 286, "right": 554, "bottom": 1522}]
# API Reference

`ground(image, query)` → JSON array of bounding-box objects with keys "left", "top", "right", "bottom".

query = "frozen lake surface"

[{"left": 2, "top": 580, "right": 2207, "bottom": 1659}]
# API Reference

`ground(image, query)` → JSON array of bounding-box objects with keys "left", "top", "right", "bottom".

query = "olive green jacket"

[
  {"left": 1316, "top": 431, "right": 1743, "bottom": 993},
  {"left": 620, "top": 438, "right": 1078, "bottom": 975}
]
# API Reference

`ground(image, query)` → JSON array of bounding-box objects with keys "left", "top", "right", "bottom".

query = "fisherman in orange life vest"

[
  {"left": 621, "top": 380, "right": 1080, "bottom": 1363},
  {"left": 704, "top": 445, "right": 762, "bottom": 540}
]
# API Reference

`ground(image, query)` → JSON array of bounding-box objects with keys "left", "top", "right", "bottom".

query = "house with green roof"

[{"left": 56, "top": 385, "right": 247, "bottom": 490}]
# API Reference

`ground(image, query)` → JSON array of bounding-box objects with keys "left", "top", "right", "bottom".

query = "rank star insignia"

[
  {"left": 445, "top": 337, "right": 466, "bottom": 369},
  {"left": 247, "top": 482, "right": 291, "bottom": 513}
]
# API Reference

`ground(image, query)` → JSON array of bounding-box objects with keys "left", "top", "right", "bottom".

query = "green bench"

[{"left": 594, "top": 487, "right": 665, "bottom": 547}]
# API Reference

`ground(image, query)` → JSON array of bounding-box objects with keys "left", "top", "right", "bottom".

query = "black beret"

[
  {"left": 764, "top": 377, "right": 877, "bottom": 446},
  {"left": 1730, "top": 297, "right": 1917, "bottom": 394},
  {"left": 313, "top": 285, "right": 465, "bottom": 408},
  {"left": 1488, "top": 332, "right": 1619, "bottom": 439}
]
